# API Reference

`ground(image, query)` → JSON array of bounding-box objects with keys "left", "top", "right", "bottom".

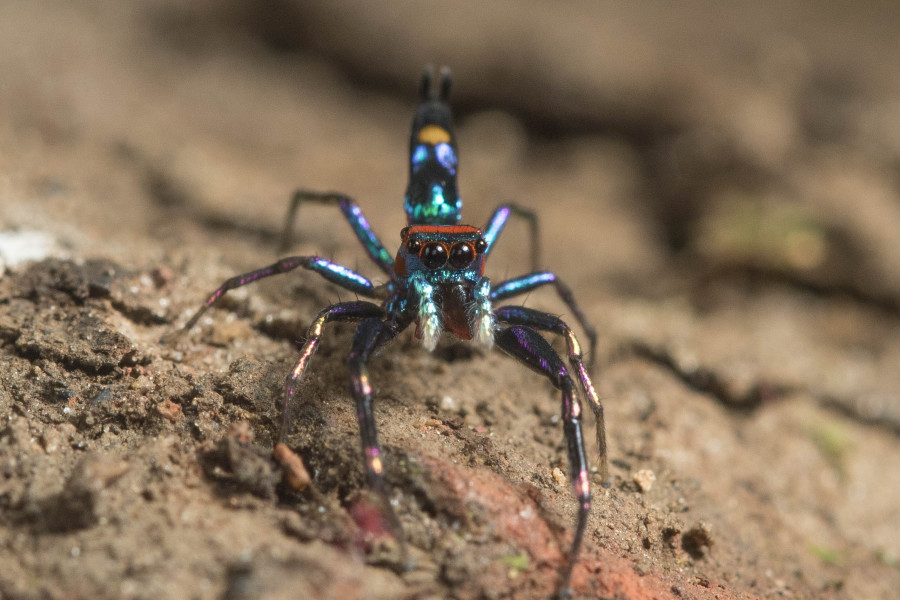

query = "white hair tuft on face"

[
  {"left": 411, "top": 272, "right": 442, "bottom": 351},
  {"left": 470, "top": 277, "right": 494, "bottom": 350}
]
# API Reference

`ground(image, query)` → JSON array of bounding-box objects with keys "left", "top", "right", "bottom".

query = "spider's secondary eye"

[
  {"left": 449, "top": 243, "right": 475, "bottom": 269},
  {"left": 406, "top": 238, "right": 422, "bottom": 253},
  {"left": 474, "top": 238, "right": 488, "bottom": 253},
  {"left": 420, "top": 242, "right": 448, "bottom": 269}
]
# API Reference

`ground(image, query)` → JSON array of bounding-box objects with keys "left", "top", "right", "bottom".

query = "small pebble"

[
  {"left": 156, "top": 399, "right": 182, "bottom": 423},
  {"left": 633, "top": 468, "right": 656, "bottom": 493},
  {"left": 552, "top": 467, "right": 567, "bottom": 486},
  {"left": 272, "top": 443, "right": 311, "bottom": 491},
  {"left": 151, "top": 265, "right": 174, "bottom": 288}
]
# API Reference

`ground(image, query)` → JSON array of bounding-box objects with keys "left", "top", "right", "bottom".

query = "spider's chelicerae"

[{"left": 181, "top": 66, "right": 608, "bottom": 598}]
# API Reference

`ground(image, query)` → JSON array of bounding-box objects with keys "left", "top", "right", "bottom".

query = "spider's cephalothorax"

[
  {"left": 181, "top": 66, "right": 608, "bottom": 599},
  {"left": 392, "top": 224, "right": 493, "bottom": 351}
]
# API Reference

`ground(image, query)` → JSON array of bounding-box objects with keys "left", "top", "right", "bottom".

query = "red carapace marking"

[{"left": 403, "top": 224, "right": 482, "bottom": 239}]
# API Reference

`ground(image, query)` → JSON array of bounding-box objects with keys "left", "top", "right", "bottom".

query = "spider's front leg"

[
  {"left": 345, "top": 317, "right": 408, "bottom": 558},
  {"left": 494, "top": 306, "right": 608, "bottom": 485},
  {"left": 178, "top": 256, "right": 379, "bottom": 334},
  {"left": 280, "top": 301, "right": 385, "bottom": 441},
  {"left": 491, "top": 271, "right": 597, "bottom": 369},
  {"left": 494, "top": 325, "right": 591, "bottom": 599},
  {"left": 481, "top": 203, "right": 541, "bottom": 271},
  {"left": 280, "top": 190, "right": 394, "bottom": 275}
]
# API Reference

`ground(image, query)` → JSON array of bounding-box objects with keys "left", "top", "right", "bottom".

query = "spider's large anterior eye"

[
  {"left": 420, "top": 242, "right": 448, "bottom": 268},
  {"left": 449, "top": 242, "right": 475, "bottom": 269}
]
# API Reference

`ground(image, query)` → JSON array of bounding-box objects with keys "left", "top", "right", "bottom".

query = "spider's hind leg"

[{"left": 495, "top": 325, "right": 591, "bottom": 599}]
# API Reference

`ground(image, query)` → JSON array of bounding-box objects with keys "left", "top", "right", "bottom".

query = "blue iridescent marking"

[
  {"left": 435, "top": 142, "right": 457, "bottom": 173},
  {"left": 431, "top": 184, "right": 445, "bottom": 207},
  {"left": 411, "top": 145, "right": 428, "bottom": 169},
  {"left": 404, "top": 195, "right": 415, "bottom": 221},
  {"left": 491, "top": 271, "right": 555, "bottom": 300},
  {"left": 348, "top": 204, "right": 394, "bottom": 267},
  {"left": 405, "top": 188, "right": 461, "bottom": 223},
  {"left": 420, "top": 269, "right": 479, "bottom": 284},
  {"left": 482, "top": 206, "right": 510, "bottom": 250},
  {"left": 313, "top": 258, "right": 372, "bottom": 290}
]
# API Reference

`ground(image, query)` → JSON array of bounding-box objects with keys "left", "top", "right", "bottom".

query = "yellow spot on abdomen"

[{"left": 417, "top": 124, "right": 451, "bottom": 145}]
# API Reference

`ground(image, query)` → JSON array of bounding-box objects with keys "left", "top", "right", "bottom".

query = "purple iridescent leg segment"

[
  {"left": 346, "top": 318, "right": 407, "bottom": 556},
  {"left": 281, "top": 190, "right": 394, "bottom": 275},
  {"left": 280, "top": 301, "right": 385, "bottom": 441},
  {"left": 347, "top": 318, "right": 398, "bottom": 490},
  {"left": 182, "top": 256, "right": 378, "bottom": 332},
  {"left": 494, "top": 325, "right": 590, "bottom": 598},
  {"left": 495, "top": 306, "right": 609, "bottom": 486},
  {"left": 491, "top": 271, "right": 597, "bottom": 369},
  {"left": 481, "top": 203, "right": 541, "bottom": 271}
]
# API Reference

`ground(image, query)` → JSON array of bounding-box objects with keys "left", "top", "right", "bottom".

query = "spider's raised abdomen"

[{"left": 404, "top": 67, "right": 462, "bottom": 226}]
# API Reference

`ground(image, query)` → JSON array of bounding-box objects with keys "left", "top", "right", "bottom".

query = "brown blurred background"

[{"left": 1, "top": 2, "right": 899, "bottom": 599}]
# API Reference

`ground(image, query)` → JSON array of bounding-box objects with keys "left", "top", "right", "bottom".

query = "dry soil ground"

[{"left": 1, "top": 2, "right": 900, "bottom": 599}]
